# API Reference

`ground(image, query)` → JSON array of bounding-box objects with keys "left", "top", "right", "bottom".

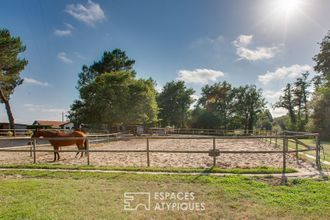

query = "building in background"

[
  {"left": 0, "top": 122, "right": 28, "bottom": 129},
  {"left": 30, "top": 120, "right": 73, "bottom": 130}
]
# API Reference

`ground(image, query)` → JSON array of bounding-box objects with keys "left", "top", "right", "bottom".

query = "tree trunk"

[
  {"left": 248, "top": 115, "right": 254, "bottom": 134},
  {"left": 244, "top": 113, "right": 249, "bottom": 134},
  {"left": 0, "top": 89, "right": 16, "bottom": 136}
]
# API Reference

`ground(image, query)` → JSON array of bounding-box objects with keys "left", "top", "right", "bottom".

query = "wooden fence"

[
  {"left": 148, "top": 128, "right": 279, "bottom": 136},
  {"left": 0, "top": 131, "right": 322, "bottom": 183}
]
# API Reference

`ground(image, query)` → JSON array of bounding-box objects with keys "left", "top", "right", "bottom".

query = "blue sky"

[{"left": 0, "top": 0, "right": 329, "bottom": 124}]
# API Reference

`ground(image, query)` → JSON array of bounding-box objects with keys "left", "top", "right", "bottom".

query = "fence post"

[
  {"left": 86, "top": 138, "right": 90, "bottom": 165},
  {"left": 315, "top": 134, "right": 321, "bottom": 170},
  {"left": 275, "top": 135, "right": 278, "bottom": 148},
  {"left": 33, "top": 138, "right": 37, "bottom": 164},
  {"left": 295, "top": 138, "right": 299, "bottom": 164},
  {"left": 281, "top": 137, "right": 287, "bottom": 185},
  {"left": 30, "top": 144, "right": 32, "bottom": 157},
  {"left": 147, "top": 138, "right": 150, "bottom": 167},
  {"left": 213, "top": 138, "right": 216, "bottom": 167}
]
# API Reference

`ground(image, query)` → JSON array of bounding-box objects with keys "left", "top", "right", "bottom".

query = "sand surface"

[{"left": 0, "top": 136, "right": 317, "bottom": 172}]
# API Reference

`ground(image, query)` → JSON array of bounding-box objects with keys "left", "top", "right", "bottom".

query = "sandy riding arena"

[{"left": 0, "top": 135, "right": 316, "bottom": 172}]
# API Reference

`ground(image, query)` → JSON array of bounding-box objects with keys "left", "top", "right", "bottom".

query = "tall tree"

[
  {"left": 313, "top": 31, "right": 330, "bottom": 83},
  {"left": 0, "top": 29, "right": 28, "bottom": 135},
  {"left": 77, "top": 49, "right": 135, "bottom": 89},
  {"left": 274, "top": 83, "right": 296, "bottom": 129},
  {"left": 256, "top": 109, "right": 273, "bottom": 131},
  {"left": 198, "top": 81, "right": 235, "bottom": 130},
  {"left": 293, "top": 72, "right": 310, "bottom": 129},
  {"left": 157, "top": 81, "right": 194, "bottom": 127},
  {"left": 311, "top": 31, "right": 330, "bottom": 139},
  {"left": 69, "top": 50, "right": 158, "bottom": 129},
  {"left": 235, "top": 85, "right": 266, "bottom": 133}
]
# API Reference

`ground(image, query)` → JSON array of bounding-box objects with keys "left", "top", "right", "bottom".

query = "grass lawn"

[
  {"left": 0, "top": 170, "right": 329, "bottom": 219},
  {"left": 0, "top": 164, "right": 297, "bottom": 174}
]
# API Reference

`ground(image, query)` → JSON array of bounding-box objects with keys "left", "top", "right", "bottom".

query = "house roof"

[
  {"left": 33, "top": 120, "right": 69, "bottom": 128},
  {"left": 60, "top": 121, "right": 73, "bottom": 126}
]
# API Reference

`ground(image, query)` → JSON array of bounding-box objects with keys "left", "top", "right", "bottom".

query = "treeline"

[
  {"left": 69, "top": 49, "right": 271, "bottom": 133},
  {"left": 158, "top": 81, "right": 270, "bottom": 133}
]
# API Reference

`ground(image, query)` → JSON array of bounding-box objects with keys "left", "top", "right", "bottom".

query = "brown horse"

[{"left": 32, "top": 130, "right": 87, "bottom": 161}]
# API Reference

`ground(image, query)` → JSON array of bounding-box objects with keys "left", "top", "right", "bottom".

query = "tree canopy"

[
  {"left": 69, "top": 49, "right": 158, "bottom": 128},
  {"left": 192, "top": 82, "right": 266, "bottom": 133},
  {"left": 198, "top": 81, "right": 235, "bottom": 130},
  {"left": 311, "top": 31, "right": 330, "bottom": 139},
  {"left": 157, "top": 81, "right": 194, "bottom": 128}
]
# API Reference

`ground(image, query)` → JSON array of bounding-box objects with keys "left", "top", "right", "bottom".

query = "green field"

[{"left": 0, "top": 170, "right": 329, "bottom": 219}]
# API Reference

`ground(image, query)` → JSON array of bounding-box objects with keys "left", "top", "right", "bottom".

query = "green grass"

[
  {"left": 0, "top": 170, "right": 328, "bottom": 219},
  {"left": 0, "top": 163, "right": 297, "bottom": 174}
]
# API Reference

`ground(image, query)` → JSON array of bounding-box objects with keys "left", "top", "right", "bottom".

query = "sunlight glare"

[{"left": 276, "top": 0, "right": 301, "bottom": 14}]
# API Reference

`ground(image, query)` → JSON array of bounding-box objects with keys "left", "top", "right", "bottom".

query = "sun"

[{"left": 276, "top": 0, "right": 301, "bottom": 14}]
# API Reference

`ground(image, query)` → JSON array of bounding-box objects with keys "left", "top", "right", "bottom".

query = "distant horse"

[{"left": 32, "top": 130, "right": 87, "bottom": 161}]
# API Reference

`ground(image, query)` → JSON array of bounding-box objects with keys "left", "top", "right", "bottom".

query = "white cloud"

[
  {"left": 190, "top": 94, "right": 200, "bottom": 109},
  {"left": 54, "top": 29, "right": 72, "bottom": 37},
  {"left": 190, "top": 94, "right": 200, "bottom": 101},
  {"left": 177, "top": 68, "right": 225, "bottom": 84},
  {"left": 236, "top": 46, "right": 279, "bottom": 61},
  {"left": 65, "top": 0, "right": 106, "bottom": 26},
  {"left": 155, "top": 84, "right": 163, "bottom": 93},
  {"left": 263, "top": 90, "right": 282, "bottom": 102},
  {"left": 57, "top": 52, "right": 73, "bottom": 64},
  {"left": 270, "top": 107, "right": 287, "bottom": 118},
  {"left": 233, "top": 35, "right": 279, "bottom": 61},
  {"left": 23, "top": 77, "right": 49, "bottom": 87},
  {"left": 233, "top": 34, "right": 253, "bottom": 47},
  {"left": 24, "top": 104, "right": 66, "bottom": 113},
  {"left": 258, "top": 64, "right": 312, "bottom": 85}
]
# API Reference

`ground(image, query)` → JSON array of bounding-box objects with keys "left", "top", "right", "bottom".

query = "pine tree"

[{"left": 0, "top": 29, "right": 28, "bottom": 135}]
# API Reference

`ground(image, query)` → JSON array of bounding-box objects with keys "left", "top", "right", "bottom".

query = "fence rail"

[{"left": 0, "top": 130, "right": 322, "bottom": 183}]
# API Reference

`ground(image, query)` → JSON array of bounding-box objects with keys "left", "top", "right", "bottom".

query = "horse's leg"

[
  {"left": 75, "top": 144, "right": 80, "bottom": 158},
  {"left": 80, "top": 143, "right": 84, "bottom": 158},
  {"left": 54, "top": 146, "right": 60, "bottom": 161},
  {"left": 53, "top": 146, "right": 57, "bottom": 162},
  {"left": 76, "top": 143, "right": 82, "bottom": 158}
]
